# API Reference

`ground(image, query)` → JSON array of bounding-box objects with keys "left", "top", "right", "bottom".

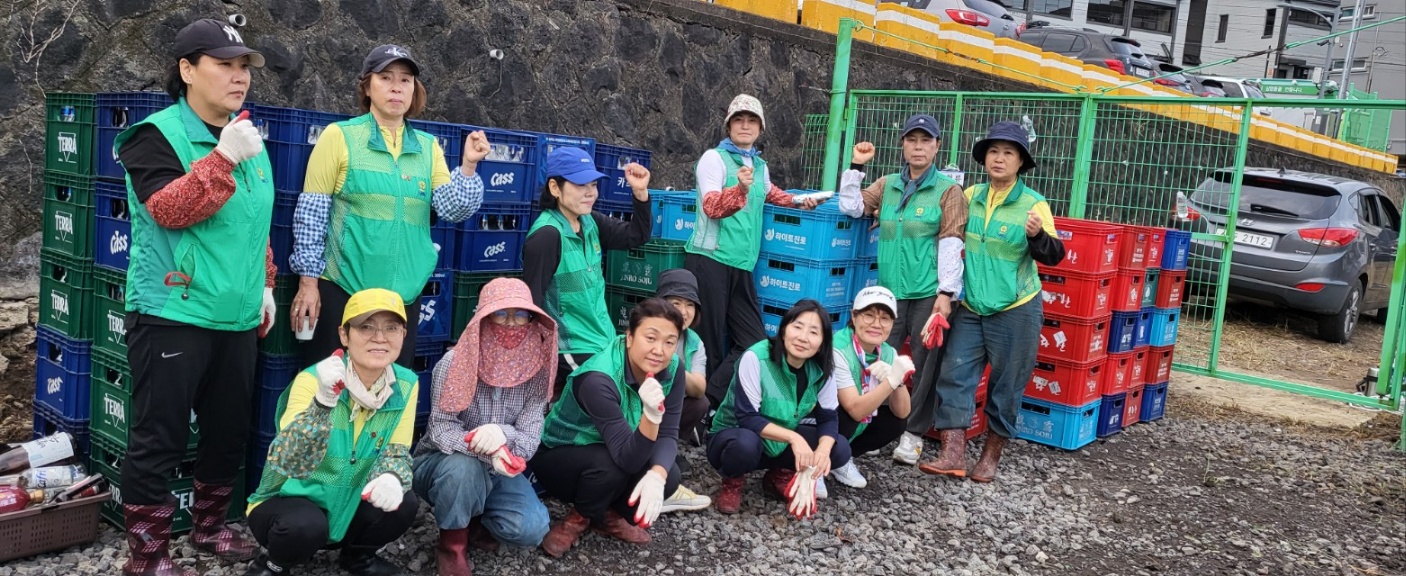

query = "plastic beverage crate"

[
  {"left": 966, "top": 395, "right": 989, "bottom": 440},
  {"left": 760, "top": 298, "right": 851, "bottom": 337},
  {"left": 265, "top": 140, "right": 315, "bottom": 191},
  {"left": 89, "top": 435, "right": 243, "bottom": 534},
  {"left": 1161, "top": 230, "right": 1192, "bottom": 270},
  {"left": 856, "top": 221, "right": 879, "bottom": 259},
  {"left": 1039, "top": 314, "right": 1110, "bottom": 364},
  {"left": 850, "top": 258, "right": 879, "bottom": 296},
  {"left": 1134, "top": 308, "right": 1153, "bottom": 348},
  {"left": 43, "top": 172, "right": 96, "bottom": 260},
  {"left": 430, "top": 211, "right": 458, "bottom": 271},
  {"left": 45, "top": 92, "right": 96, "bottom": 176},
  {"left": 652, "top": 191, "right": 697, "bottom": 242},
  {"left": 1141, "top": 227, "right": 1165, "bottom": 270},
  {"left": 534, "top": 133, "right": 595, "bottom": 194},
  {"left": 1027, "top": 356, "right": 1103, "bottom": 406},
  {"left": 89, "top": 349, "right": 199, "bottom": 450},
  {"left": 1155, "top": 270, "right": 1186, "bottom": 308},
  {"left": 1106, "top": 311, "right": 1139, "bottom": 354},
  {"left": 1141, "top": 269, "right": 1159, "bottom": 309},
  {"left": 253, "top": 106, "right": 348, "bottom": 145},
  {"left": 95, "top": 92, "right": 171, "bottom": 179},
  {"left": 268, "top": 191, "right": 298, "bottom": 272},
  {"left": 407, "top": 120, "right": 465, "bottom": 171},
  {"left": 259, "top": 275, "right": 299, "bottom": 357},
  {"left": 1097, "top": 393, "right": 1126, "bottom": 437},
  {"left": 760, "top": 200, "right": 864, "bottom": 262},
  {"left": 246, "top": 431, "right": 275, "bottom": 495},
  {"left": 595, "top": 143, "right": 653, "bottom": 204},
  {"left": 1110, "top": 270, "right": 1144, "bottom": 312},
  {"left": 1051, "top": 217, "right": 1120, "bottom": 274},
  {"left": 450, "top": 271, "right": 520, "bottom": 338},
  {"left": 1116, "top": 226, "right": 1148, "bottom": 270},
  {"left": 31, "top": 402, "right": 91, "bottom": 457},
  {"left": 33, "top": 326, "right": 92, "bottom": 420},
  {"left": 91, "top": 266, "right": 127, "bottom": 360},
  {"left": 606, "top": 286, "right": 653, "bottom": 334},
  {"left": 1148, "top": 308, "right": 1181, "bottom": 347},
  {"left": 1129, "top": 348, "right": 1149, "bottom": 386},
  {"left": 754, "top": 254, "right": 856, "bottom": 308},
  {"left": 39, "top": 248, "right": 94, "bottom": 340},
  {"left": 254, "top": 354, "right": 300, "bottom": 437},
  {"left": 1015, "top": 397, "right": 1100, "bottom": 450},
  {"left": 1038, "top": 269, "right": 1114, "bottom": 319},
  {"left": 457, "top": 204, "right": 530, "bottom": 271},
  {"left": 412, "top": 340, "right": 449, "bottom": 416},
  {"left": 1141, "top": 381, "right": 1168, "bottom": 422},
  {"left": 470, "top": 126, "right": 539, "bottom": 204},
  {"left": 605, "top": 240, "right": 686, "bottom": 292},
  {"left": 418, "top": 270, "right": 452, "bottom": 343},
  {"left": 1100, "top": 351, "right": 1134, "bottom": 396},
  {"left": 1147, "top": 346, "right": 1175, "bottom": 384},
  {"left": 93, "top": 179, "right": 130, "bottom": 272},
  {"left": 1123, "top": 385, "right": 1144, "bottom": 426}
]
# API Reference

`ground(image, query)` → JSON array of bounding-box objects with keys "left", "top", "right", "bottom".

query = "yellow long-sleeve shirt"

[
  {"left": 302, "top": 123, "right": 452, "bottom": 195},
  {"left": 964, "top": 182, "right": 1058, "bottom": 311}
]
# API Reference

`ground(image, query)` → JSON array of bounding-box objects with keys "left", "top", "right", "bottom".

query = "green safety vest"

[
  {"left": 877, "top": 170, "right": 956, "bottom": 300},
  {"left": 963, "top": 180, "right": 1046, "bottom": 316},
  {"left": 832, "top": 327, "right": 897, "bottom": 440},
  {"left": 677, "top": 328, "right": 701, "bottom": 373},
  {"left": 528, "top": 210, "right": 614, "bottom": 354},
  {"left": 685, "top": 149, "right": 769, "bottom": 270},
  {"left": 115, "top": 99, "right": 274, "bottom": 331},
  {"left": 710, "top": 339, "right": 825, "bottom": 457},
  {"left": 248, "top": 362, "right": 416, "bottom": 543},
  {"left": 323, "top": 114, "right": 438, "bottom": 303},
  {"left": 540, "top": 336, "right": 679, "bottom": 449}
]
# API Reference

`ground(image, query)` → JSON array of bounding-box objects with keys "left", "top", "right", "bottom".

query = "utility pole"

[
  {"left": 1122, "top": 0, "right": 1135, "bottom": 36},
  {"left": 1338, "top": 0, "right": 1366, "bottom": 98}
]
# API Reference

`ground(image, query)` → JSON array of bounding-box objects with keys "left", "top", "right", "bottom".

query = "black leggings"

[
  {"left": 528, "top": 443, "right": 681, "bottom": 525},
  {"left": 302, "top": 279, "right": 421, "bottom": 368},
  {"left": 838, "top": 406, "right": 909, "bottom": 456},
  {"left": 246, "top": 493, "right": 419, "bottom": 568},
  {"left": 685, "top": 253, "right": 767, "bottom": 408}
]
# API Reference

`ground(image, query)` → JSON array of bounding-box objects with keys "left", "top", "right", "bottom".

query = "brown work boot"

[
  {"left": 969, "top": 433, "right": 1009, "bottom": 483},
  {"left": 190, "top": 481, "right": 260, "bottom": 562},
  {"left": 716, "top": 477, "right": 746, "bottom": 514},
  {"left": 540, "top": 508, "right": 590, "bottom": 558},
  {"left": 593, "top": 510, "right": 651, "bottom": 545},
  {"left": 467, "top": 517, "right": 499, "bottom": 552},
  {"left": 122, "top": 502, "right": 199, "bottom": 576},
  {"left": 434, "top": 528, "right": 473, "bottom": 576},
  {"left": 761, "top": 468, "right": 795, "bottom": 501},
  {"left": 917, "top": 428, "right": 968, "bottom": 478}
]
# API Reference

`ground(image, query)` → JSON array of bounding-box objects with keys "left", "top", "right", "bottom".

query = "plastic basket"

[
  {"left": 966, "top": 395, "right": 989, "bottom": 440},
  {"left": 93, "top": 179, "right": 131, "bottom": 272},
  {"left": 450, "top": 271, "right": 519, "bottom": 337},
  {"left": 1027, "top": 356, "right": 1103, "bottom": 406},
  {"left": 1155, "top": 270, "right": 1186, "bottom": 308},
  {"left": 1051, "top": 217, "right": 1121, "bottom": 274},
  {"left": 605, "top": 240, "right": 686, "bottom": 292},
  {"left": 39, "top": 249, "right": 94, "bottom": 340},
  {"left": 1096, "top": 393, "right": 1126, "bottom": 437},
  {"left": 605, "top": 286, "right": 653, "bottom": 334},
  {"left": 95, "top": 92, "right": 171, "bottom": 179},
  {"left": 43, "top": 172, "right": 96, "bottom": 260},
  {"left": 89, "top": 349, "right": 199, "bottom": 450},
  {"left": 32, "top": 401, "right": 91, "bottom": 458},
  {"left": 1106, "top": 311, "right": 1139, "bottom": 354},
  {"left": 1141, "top": 269, "right": 1159, "bottom": 309},
  {"left": 91, "top": 266, "right": 127, "bottom": 360},
  {"left": 1141, "top": 227, "right": 1165, "bottom": 271},
  {"left": 1110, "top": 270, "right": 1144, "bottom": 312},
  {"left": 412, "top": 341, "right": 449, "bottom": 416},
  {"left": 1146, "top": 345, "right": 1175, "bottom": 384},
  {"left": 1148, "top": 307, "right": 1180, "bottom": 347},
  {"left": 1134, "top": 307, "right": 1153, "bottom": 349},
  {"left": 268, "top": 191, "right": 298, "bottom": 272},
  {"left": 470, "top": 126, "right": 539, "bottom": 204},
  {"left": 0, "top": 490, "right": 110, "bottom": 562},
  {"left": 253, "top": 106, "right": 348, "bottom": 145},
  {"left": 408, "top": 120, "right": 466, "bottom": 171},
  {"left": 430, "top": 211, "right": 458, "bottom": 271},
  {"left": 1116, "top": 226, "right": 1148, "bottom": 271},
  {"left": 856, "top": 220, "right": 879, "bottom": 259},
  {"left": 418, "top": 270, "right": 452, "bottom": 343},
  {"left": 760, "top": 201, "right": 864, "bottom": 262},
  {"left": 1039, "top": 314, "right": 1110, "bottom": 364},
  {"left": 595, "top": 143, "right": 653, "bottom": 204},
  {"left": 1015, "top": 397, "right": 1100, "bottom": 450},
  {"left": 264, "top": 140, "right": 313, "bottom": 191},
  {"left": 45, "top": 92, "right": 96, "bottom": 177},
  {"left": 1100, "top": 351, "right": 1134, "bottom": 395},
  {"left": 1129, "top": 347, "right": 1149, "bottom": 386},
  {"left": 34, "top": 326, "right": 92, "bottom": 420},
  {"left": 849, "top": 258, "right": 879, "bottom": 297},
  {"left": 652, "top": 191, "right": 697, "bottom": 242},
  {"left": 1161, "top": 230, "right": 1192, "bottom": 270},
  {"left": 1123, "top": 385, "right": 1144, "bottom": 426},
  {"left": 1141, "top": 381, "right": 1168, "bottom": 422},
  {"left": 760, "top": 299, "right": 851, "bottom": 337},
  {"left": 254, "top": 354, "right": 300, "bottom": 437},
  {"left": 754, "top": 255, "right": 856, "bottom": 308},
  {"left": 456, "top": 204, "right": 530, "bottom": 272},
  {"left": 1038, "top": 269, "right": 1114, "bottom": 319}
]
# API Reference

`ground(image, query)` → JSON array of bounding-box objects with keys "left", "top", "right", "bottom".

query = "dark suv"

[
  {"left": 1018, "top": 28, "right": 1157, "bottom": 80},
  {"left": 1177, "top": 168, "right": 1399, "bottom": 343}
]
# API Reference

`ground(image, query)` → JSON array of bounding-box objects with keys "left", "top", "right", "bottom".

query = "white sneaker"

[
  {"left": 893, "top": 432, "right": 923, "bottom": 465},
  {"left": 831, "top": 461, "right": 868, "bottom": 489},
  {"left": 661, "top": 485, "right": 712, "bottom": 513},
  {"left": 815, "top": 476, "right": 828, "bottom": 499}
]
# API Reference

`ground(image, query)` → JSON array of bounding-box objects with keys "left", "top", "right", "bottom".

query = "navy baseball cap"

[
  {"left": 545, "top": 147, "right": 606, "bottom": 185},
  {"left": 902, "top": 114, "right": 941, "bottom": 139}
]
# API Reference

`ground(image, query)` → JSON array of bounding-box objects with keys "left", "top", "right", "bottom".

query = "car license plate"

[
  {"left": 1133, "top": 67, "right": 1151, "bottom": 78},
  {"left": 1214, "top": 228, "right": 1274, "bottom": 249}
]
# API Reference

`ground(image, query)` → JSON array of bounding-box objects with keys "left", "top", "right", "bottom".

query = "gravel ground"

[{"left": 3, "top": 395, "right": 1403, "bottom": 576}]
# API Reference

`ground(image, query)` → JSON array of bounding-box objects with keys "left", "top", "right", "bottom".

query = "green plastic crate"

[
  {"left": 605, "top": 240, "right": 686, "bottom": 293},
  {"left": 92, "top": 266, "right": 127, "bottom": 359},
  {"left": 42, "top": 172, "right": 96, "bottom": 259},
  {"left": 38, "top": 248, "right": 94, "bottom": 340},
  {"left": 451, "top": 271, "right": 520, "bottom": 338},
  {"left": 1142, "top": 269, "right": 1159, "bottom": 309},
  {"left": 604, "top": 286, "right": 652, "bottom": 335},
  {"left": 260, "top": 275, "right": 300, "bottom": 356},
  {"left": 45, "top": 92, "right": 96, "bottom": 176},
  {"left": 90, "top": 348, "right": 200, "bottom": 451},
  {"left": 89, "top": 435, "right": 243, "bottom": 534}
]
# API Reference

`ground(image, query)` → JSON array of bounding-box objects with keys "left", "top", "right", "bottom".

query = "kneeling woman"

[
  {"left": 245, "top": 289, "right": 420, "bottom": 576},
  {"left": 830, "top": 286, "right": 916, "bottom": 490},
  {"left": 530, "top": 299, "right": 687, "bottom": 557},
  {"left": 707, "top": 299, "right": 850, "bottom": 519}
]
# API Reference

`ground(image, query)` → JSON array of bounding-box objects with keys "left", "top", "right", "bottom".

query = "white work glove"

[
  {"left": 490, "top": 446, "right": 527, "bottom": 477},
  {"left": 787, "top": 467, "right": 819, "bottom": 520},
  {"left": 360, "top": 473, "right": 404, "bottom": 512},
  {"left": 312, "top": 350, "right": 346, "bottom": 408},
  {"left": 627, "top": 469, "right": 667, "bottom": 528},
  {"left": 866, "top": 360, "right": 892, "bottom": 389},
  {"left": 257, "top": 287, "right": 276, "bottom": 338},
  {"left": 464, "top": 424, "right": 506, "bottom": 455},
  {"left": 638, "top": 376, "right": 666, "bottom": 425},
  {"left": 214, "top": 115, "right": 265, "bottom": 164},
  {"left": 888, "top": 356, "right": 916, "bottom": 390}
]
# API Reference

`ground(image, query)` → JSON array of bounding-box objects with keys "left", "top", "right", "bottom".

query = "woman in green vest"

[
  {"left": 838, "top": 113, "right": 969, "bottom": 467},
  {"left": 245, "top": 289, "right": 420, "bottom": 576},
  {"left": 111, "top": 18, "right": 274, "bottom": 575},
  {"left": 919, "top": 121, "right": 1066, "bottom": 483},
  {"left": 707, "top": 299, "right": 849, "bottom": 519},
  {"left": 289, "top": 44, "right": 490, "bottom": 368},
  {"left": 522, "top": 146, "right": 653, "bottom": 395},
  {"left": 531, "top": 299, "right": 687, "bottom": 557},
  {"left": 830, "top": 286, "right": 917, "bottom": 490}
]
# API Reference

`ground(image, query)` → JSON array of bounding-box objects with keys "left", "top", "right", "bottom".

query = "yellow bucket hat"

[{"left": 341, "top": 288, "right": 407, "bottom": 325}]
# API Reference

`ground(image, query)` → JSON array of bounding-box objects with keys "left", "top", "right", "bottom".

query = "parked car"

[
  {"left": 1196, "top": 76, "right": 1272, "bottom": 115},
  {"left": 1176, "top": 168, "right": 1398, "bottom": 343},
  {"left": 1188, "top": 75, "right": 1228, "bottom": 98},
  {"left": 879, "top": 0, "right": 1024, "bottom": 39},
  {"left": 1152, "top": 62, "right": 1196, "bottom": 93},
  {"left": 1016, "top": 28, "right": 1157, "bottom": 79}
]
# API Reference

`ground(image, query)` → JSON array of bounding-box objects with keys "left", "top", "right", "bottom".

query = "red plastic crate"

[
  {"left": 1039, "top": 314, "right": 1110, "bottom": 363},
  {"left": 1110, "top": 270, "right": 1145, "bottom": 312},
  {"left": 1039, "top": 269, "right": 1115, "bottom": 319},
  {"left": 1129, "top": 347, "right": 1149, "bottom": 386},
  {"left": 1101, "top": 351, "right": 1135, "bottom": 395},
  {"left": 1027, "top": 356, "right": 1103, "bottom": 406},
  {"left": 1155, "top": 270, "right": 1186, "bottom": 308},
  {"left": 1124, "top": 385, "right": 1144, "bottom": 426},
  {"left": 1147, "top": 345, "right": 1175, "bottom": 384},
  {"left": 967, "top": 395, "right": 989, "bottom": 440},
  {"left": 1141, "top": 227, "right": 1165, "bottom": 271},
  {"left": 1117, "top": 226, "right": 1149, "bottom": 270},
  {"left": 1051, "top": 217, "right": 1121, "bottom": 274}
]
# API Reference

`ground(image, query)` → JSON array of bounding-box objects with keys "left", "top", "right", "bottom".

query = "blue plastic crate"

[
  {"left": 1107, "top": 311, "right": 1139, "bottom": 353},
  {"left": 1015, "top": 397, "right": 1100, "bottom": 450},
  {"left": 33, "top": 402, "right": 91, "bottom": 457},
  {"left": 1161, "top": 230, "right": 1191, "bottom": 270},
  {"left": 760, "top": 200, "right": 865, "bottom": 262},
  {"left": 266, "top": 140, "right": 315, "bottom": 191},
  {"left": 253, "top": 106, "right": 350, "bottom": 145},
  {"left": 760, "top": 298, "right": 851, "bottom": 337},
  {"left": 1141, "top": 381, "right": 1168, "bottom": 422},
  {"left": 412, "top": 340, "right": 449, "bottom": 416},
  {"left": 94, "top": 179, "right": 131, "bottom": 272},
  {"left": 430, "top": 211, "right": 458, "bottom": 271},
  {"left": 1148, "top": 307, "right": 1180, "bottom": 347},
  {"left": 255, "top": 354, "right": 301, "bottom": 436},
  {"left": 534, "top": 133, "right": 595, "bottom": 192},
  {"left": 470, "top": 126, "right": 539, "bottom": 205},
  {"left": 96, "top": 92, "right": 172, "bottom": 179},
  {"left": 856, "top": 219, "right": 879, "bottom": 259},
  {"left": 850, "top": 258, "right": 878, "bottom": 296},
  {"left": 1134, "top": 307, "right": 1153, "bottom": 348},
  {"left": 1096, "top": 393, "right": 1126, "bottom": 437},
  {"left": 408, "top": 119, "right": 466, "bottom": 171},
  {"left": 651, "top": 191, "right": 696, "bottom": 241},
  {"left": 418, "top": 270, "right": 452, "bottom": 343},
  {"left": 269, "top": 190, "right": 298, "bottom": 271},
  {"left": 754, "top": 254, "right": 857, "bottom": 308},
  {"left": 34, "top": 325, "right": 92, "bottom": 420},
  {"left": 595, "top": 143, "right": 652, "bottom": 204}
]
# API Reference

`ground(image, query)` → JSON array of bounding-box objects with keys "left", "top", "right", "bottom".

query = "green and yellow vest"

[
  {"left": 833, "top": 326, "right": 897, "bottom": 440},
  {"left": 877, "top": 169, "right": 957, "bottom": 300},
  {"left": 963, "top": 180, "right": 1046, "bottom": 316},
  {"left": 685, "top": 149, "right": 768, "bottom": 270},
  {"left": 528, "top": 209, "right": 614, "bottom": 354},
  {"left": 710, "top": 340, "right": 825, "bottom": 457}
]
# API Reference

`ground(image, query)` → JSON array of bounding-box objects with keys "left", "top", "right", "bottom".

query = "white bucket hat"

[{"left": 724, "top": 94, "right": 765, "bottom": 130}]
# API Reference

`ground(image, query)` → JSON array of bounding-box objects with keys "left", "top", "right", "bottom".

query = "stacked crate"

[
  {"left": 754, "top": 194, "right": 876, "bottom": 333},
  {"left": 1142, "top": 229, "right": 1191, "bottom": 423}
]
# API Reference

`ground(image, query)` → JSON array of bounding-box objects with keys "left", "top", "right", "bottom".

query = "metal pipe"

[
  {"left": 1338, "top": 0, "right": 1366, "bottom": 98},
  {"left": 820, "top": 18, "right": 858, "bottom": 194}
]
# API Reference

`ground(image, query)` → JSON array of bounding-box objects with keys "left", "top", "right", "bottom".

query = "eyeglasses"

[
  {"left": 352, "top": 323, "right": 406, "bottom": 339},
  {"left": 490, "top": 310, "right": 535, "bottom": 325},
  {"left": 855, "top": 310, "right": 895, "bottom": 326}
]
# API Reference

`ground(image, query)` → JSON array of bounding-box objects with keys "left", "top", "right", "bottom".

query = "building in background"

[{"left": 1330, "top": 0, "right": 1404, "bottom": 158}]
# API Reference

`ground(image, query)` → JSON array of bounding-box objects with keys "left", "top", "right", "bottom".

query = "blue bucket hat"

[
  {"left": 545, "top": 146, "right": 606, "bottom": 185},
  {"left": 972, "top": 121, "right": 1036, "bottom": 174}
]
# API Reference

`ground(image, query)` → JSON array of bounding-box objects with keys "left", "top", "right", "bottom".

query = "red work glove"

[{"left": 923, "top": 313, "right": 950, "bottom": 349}]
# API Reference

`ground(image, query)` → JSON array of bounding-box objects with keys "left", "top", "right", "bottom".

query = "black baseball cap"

[
  {"left": 172, "top": 19, "right": 264, "bottom": 67},
  {"left": 361, "top": 45, "right": 421, "bottom": 77}
]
